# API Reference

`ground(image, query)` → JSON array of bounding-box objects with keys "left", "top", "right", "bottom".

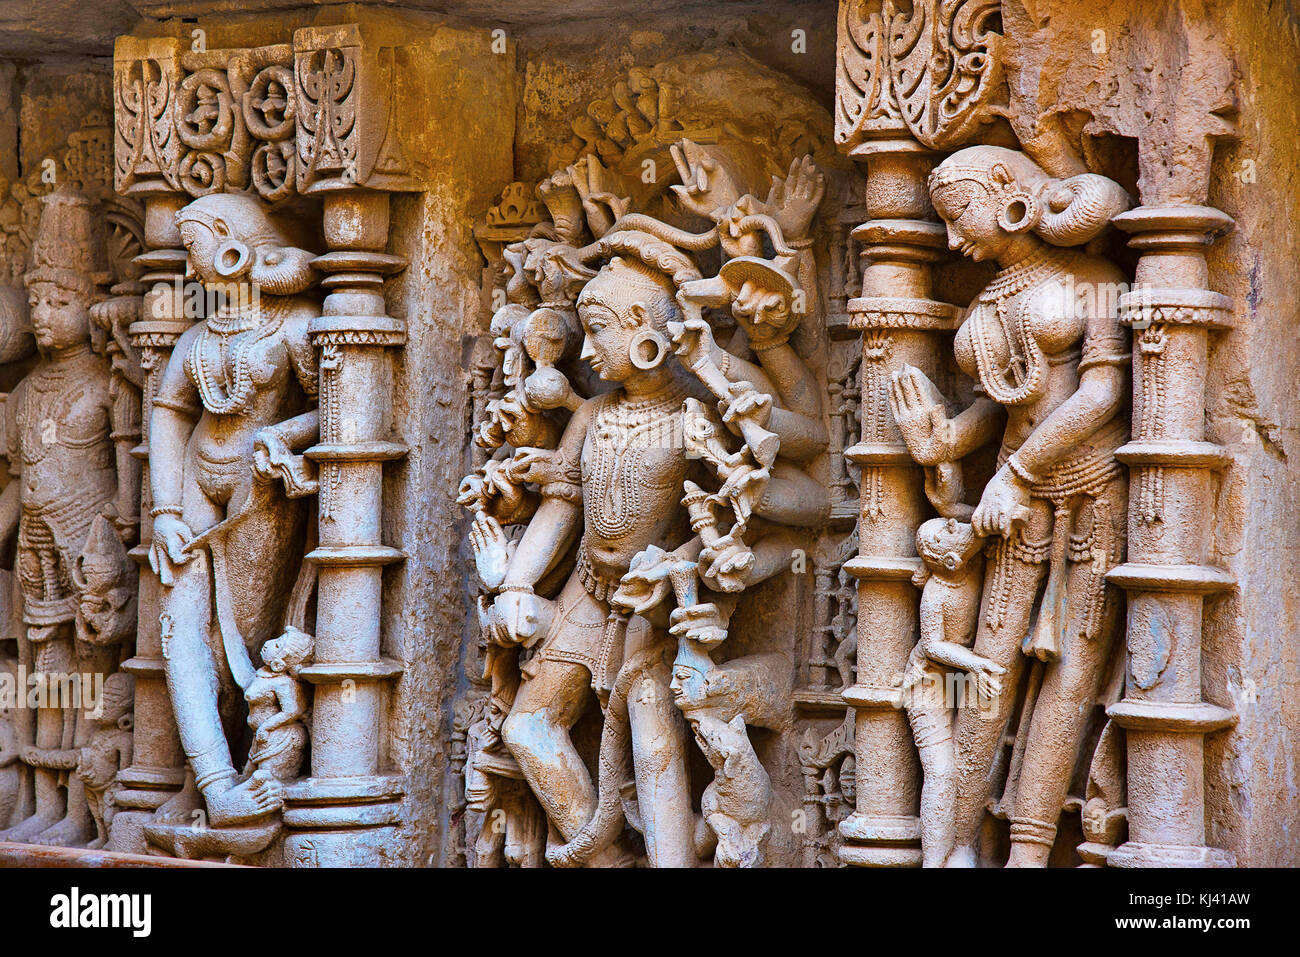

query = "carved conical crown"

[{"left": 23, "top": 187, "right": 107, "bottom": 298}]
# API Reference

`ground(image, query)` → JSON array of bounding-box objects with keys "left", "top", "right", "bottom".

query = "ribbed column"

[
  {"left": 1106, "top": 205, "right": 1236, "bottom": 868},
  {"left": 110, "top": 192, "right": 189, "bottom": 851},
  {"left": 282, "top": 189, "right": 406, "bottom": 867},
  {"left": 837, "top": 137, "right": 958, "bottom": 867}
]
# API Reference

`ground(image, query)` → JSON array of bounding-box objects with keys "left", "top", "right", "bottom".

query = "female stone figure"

[
  {"left": 888, "top": 146, "right": 1131, "bottom": 866},
  {"left": 147, "top": 192, "right": 318, "bottom": 827}
]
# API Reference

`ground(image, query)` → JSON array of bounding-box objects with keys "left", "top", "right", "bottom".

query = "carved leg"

[
  {"left": 85, "top": 786, "right": 108, "bottom": 849},
  {"left": 36, "top": 774, "right": 93, "bottom": 847},
  {"left": 160, "top": 552, "right": 231, "bottom": 792},
  {"left": 907, "top": 693, "right": 956, "bottom": 868},
  {"left": 1006, "top": 522, "right": 1125, "bottom": 867},
  {"left": 4, "top": 631, "right": 71, "bottom": 842},
  {"left": 624, "top": 621, "right": 694, "bottom": 868},
  {"left": 947, "top": 503, "right": 1052, "bottom": 865},
  {"left": 37, "top": 645, "right": 112, "bottom": 847},
  {"left": 502, "top": 657, "right": 598, "bottom": 840}
]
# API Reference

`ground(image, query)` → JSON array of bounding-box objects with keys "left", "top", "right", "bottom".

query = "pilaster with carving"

[
  {"left": 109, "top": 36, "right": 190, "bottom": 849},
  {"left": 833, "top": 0, "right": 999, "bottom": 867},
  {"left": 1105, "top": 70, "right": 1240, "bottom": 865}
]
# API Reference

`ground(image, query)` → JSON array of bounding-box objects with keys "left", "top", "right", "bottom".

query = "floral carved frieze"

[{"left": 115, "top": 25, "right": 415, "bottom": 203}]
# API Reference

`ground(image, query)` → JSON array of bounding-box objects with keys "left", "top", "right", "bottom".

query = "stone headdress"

[
  {"left": 23, "top": 187, "right": 108, "bottom": 299},
  {"left": 929, "top": 145, "right": 1131, "bottom": 247}
]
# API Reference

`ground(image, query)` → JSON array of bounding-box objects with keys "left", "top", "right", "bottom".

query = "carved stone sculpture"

[
  {"left": 0, "top": 0, "right": 1289, "bottom": 873},
  {"left": 145, "top": 191, "right": 318, "bottom": 830},
  {"left": 461, "top": 110, "right": 834, "bottom": 866},
  {"left": 0, "top": 188, "right": 130, "bottom": 848},
  {"left": 888, "top": 145, "right": 1132, "bottom": 866},
  {"left": 75, "top": 672, "right": 133, "bottom": 849}
]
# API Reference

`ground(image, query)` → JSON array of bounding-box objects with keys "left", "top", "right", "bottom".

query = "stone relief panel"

[
  {"left": 0, "top": 94, "right": 145, "bottom": 850},
  {"left": 0, "top": 0, "right": 1275, "bottom": 870},
  {"left": 454, "top": 53, "right": 863, "bottom": 868}
]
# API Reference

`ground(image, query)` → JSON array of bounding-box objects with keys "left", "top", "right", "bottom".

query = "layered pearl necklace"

[
  {"left": 969, "top": 246, "right": 1074, "bottom": 407},
  {"left": 188, "top": 298, "right": 289, "bottom": 416}
]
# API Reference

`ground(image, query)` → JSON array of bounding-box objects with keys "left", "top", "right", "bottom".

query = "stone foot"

[
  {"left": 34, "top": 812, "right": 95, "bottom": 847},
  {"left": 0, "top": 811, "right": 64, "bottom": 844},
  {"left": 204, "top": 771, "right": 283, "bottom": 827},
  {"left": 153, "top": 773, "right": 203, "bottom": 825}
]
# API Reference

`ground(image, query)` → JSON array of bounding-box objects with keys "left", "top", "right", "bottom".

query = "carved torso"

[
  {"left": 163, "top": 295, "right": 317, "bottom": 506},
  {"left": 953, "top": 246, "right": 1127, "bottom": 459},
  {"left": 580, "top": 387, "right": 691, "bottom": 579},
  {"left": 9, "top": 349, "right": 115, "bottom": 513}
]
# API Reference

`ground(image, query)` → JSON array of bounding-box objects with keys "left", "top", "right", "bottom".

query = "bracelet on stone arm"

[
  {"left": 1006, "top": 453, "right": 1039, "bottom": 486},
  {"left": 150, "top": 504, "right": 185, "bottom": 518}
]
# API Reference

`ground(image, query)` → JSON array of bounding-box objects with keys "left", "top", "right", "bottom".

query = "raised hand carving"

[{"left": 461, "top": 111, "right": 833, "bottom": 866}]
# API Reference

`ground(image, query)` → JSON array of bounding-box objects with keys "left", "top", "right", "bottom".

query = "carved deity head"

[
  {"left": 260, "top": 626, "right": 315, "bottom": 677},
  {"left": 175, "top": 193, "right": 315, "bottom": 297},
  {"left": 928, "top": 146, "right": 1130, "bottom": 264},
  {"left": 23, "top": 189, "right": 105, "bottom": 352},
  {"left": 576, "top": 256, "right": 680, "bottom": 382},
  {"left": 74, "top": 515, "right": 138, "bottom": 649},
  {"left": 576, "top": 231, "right": 699, "bottom": 383}
]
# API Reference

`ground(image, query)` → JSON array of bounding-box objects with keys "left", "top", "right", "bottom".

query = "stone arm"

[
  {"left": 943, "top": 396, "right": 1005, "bottom": 463},
  {"left": 498, "top": 400, "right": 593, "bottom": 590},
  {"left": 0, "top": 723, "right": 17, "bottom": 768},
  {"left": 676, "top": 319, "right": 827, "bottom": 461},
  {"left": 0, "top": 388, "right": 17, "bottom": 545},
  {"left": 263, "top": 677, "right": 309, "bottom": 734},
  {"left": 0, "top": 479, "right": 17, "bottom": 548},
  {"left": 285, "top": 307, "right": 321, "bottom": 403},
  {"left": 916, "top": 584, "right": 1004, "bottom": 695},
  {"left": 149, "top": 323, "right": 204, "bottom": 514}
]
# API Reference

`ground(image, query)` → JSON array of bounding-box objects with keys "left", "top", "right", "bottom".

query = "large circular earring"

[
  {"left": 997, "top": 191, "right": 1041, "bottom": 234},
  {"left": 629, "top": 328, "right": 669, "bottom": 370},
  {"left": 214, "top": 239, "right": 251, "bottom": 278}
]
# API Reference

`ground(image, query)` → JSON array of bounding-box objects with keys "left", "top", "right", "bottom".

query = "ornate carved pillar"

[
  {"left": 1097, "top": 11, "right": 1241, "bottom": 868},
  {"left": 1107, "top": 205, "right": 1237, "bottom": 867},
  {"left": 109, "top": 36, "right": 188, "bottom": 847},
  {"left": 280, "top": 23, "right": 411, "bottom": 868},
  {"left": 833, "top": 0, "right": 997, "bottom": 867},
  {"left": 838, "top": 148, "right": 955, "bottom": 867}
]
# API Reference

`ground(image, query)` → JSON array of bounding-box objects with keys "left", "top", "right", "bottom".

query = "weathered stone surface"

[{"left": 0, "top": 0, "right": 1294, "bottom": 870}]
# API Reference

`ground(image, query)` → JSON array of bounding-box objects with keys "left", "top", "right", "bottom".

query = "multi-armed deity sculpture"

[
  {"left": 0, "top": 5, "right": 1251, "bottom": 870},
  {"left": 459, "top": 120, "right": 835, "bottom": 866}
]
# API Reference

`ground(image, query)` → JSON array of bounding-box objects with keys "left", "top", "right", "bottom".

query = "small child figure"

[
  {"left": 903, "top": 517, "right": 1006, "bottom": 867},
  {"left": 75, "top": 673, "right": 134, "bottom": 849},
  {"left": 244, "top": 627, "right": 313, "bottom": 784}
]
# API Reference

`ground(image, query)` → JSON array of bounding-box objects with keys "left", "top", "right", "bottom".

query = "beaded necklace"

[
  {"left": 188, "top": 298, "right": 289, "bottom": 416},
  {"left": 969, "top": 246, "right": 1074, "bottom": 406}
]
